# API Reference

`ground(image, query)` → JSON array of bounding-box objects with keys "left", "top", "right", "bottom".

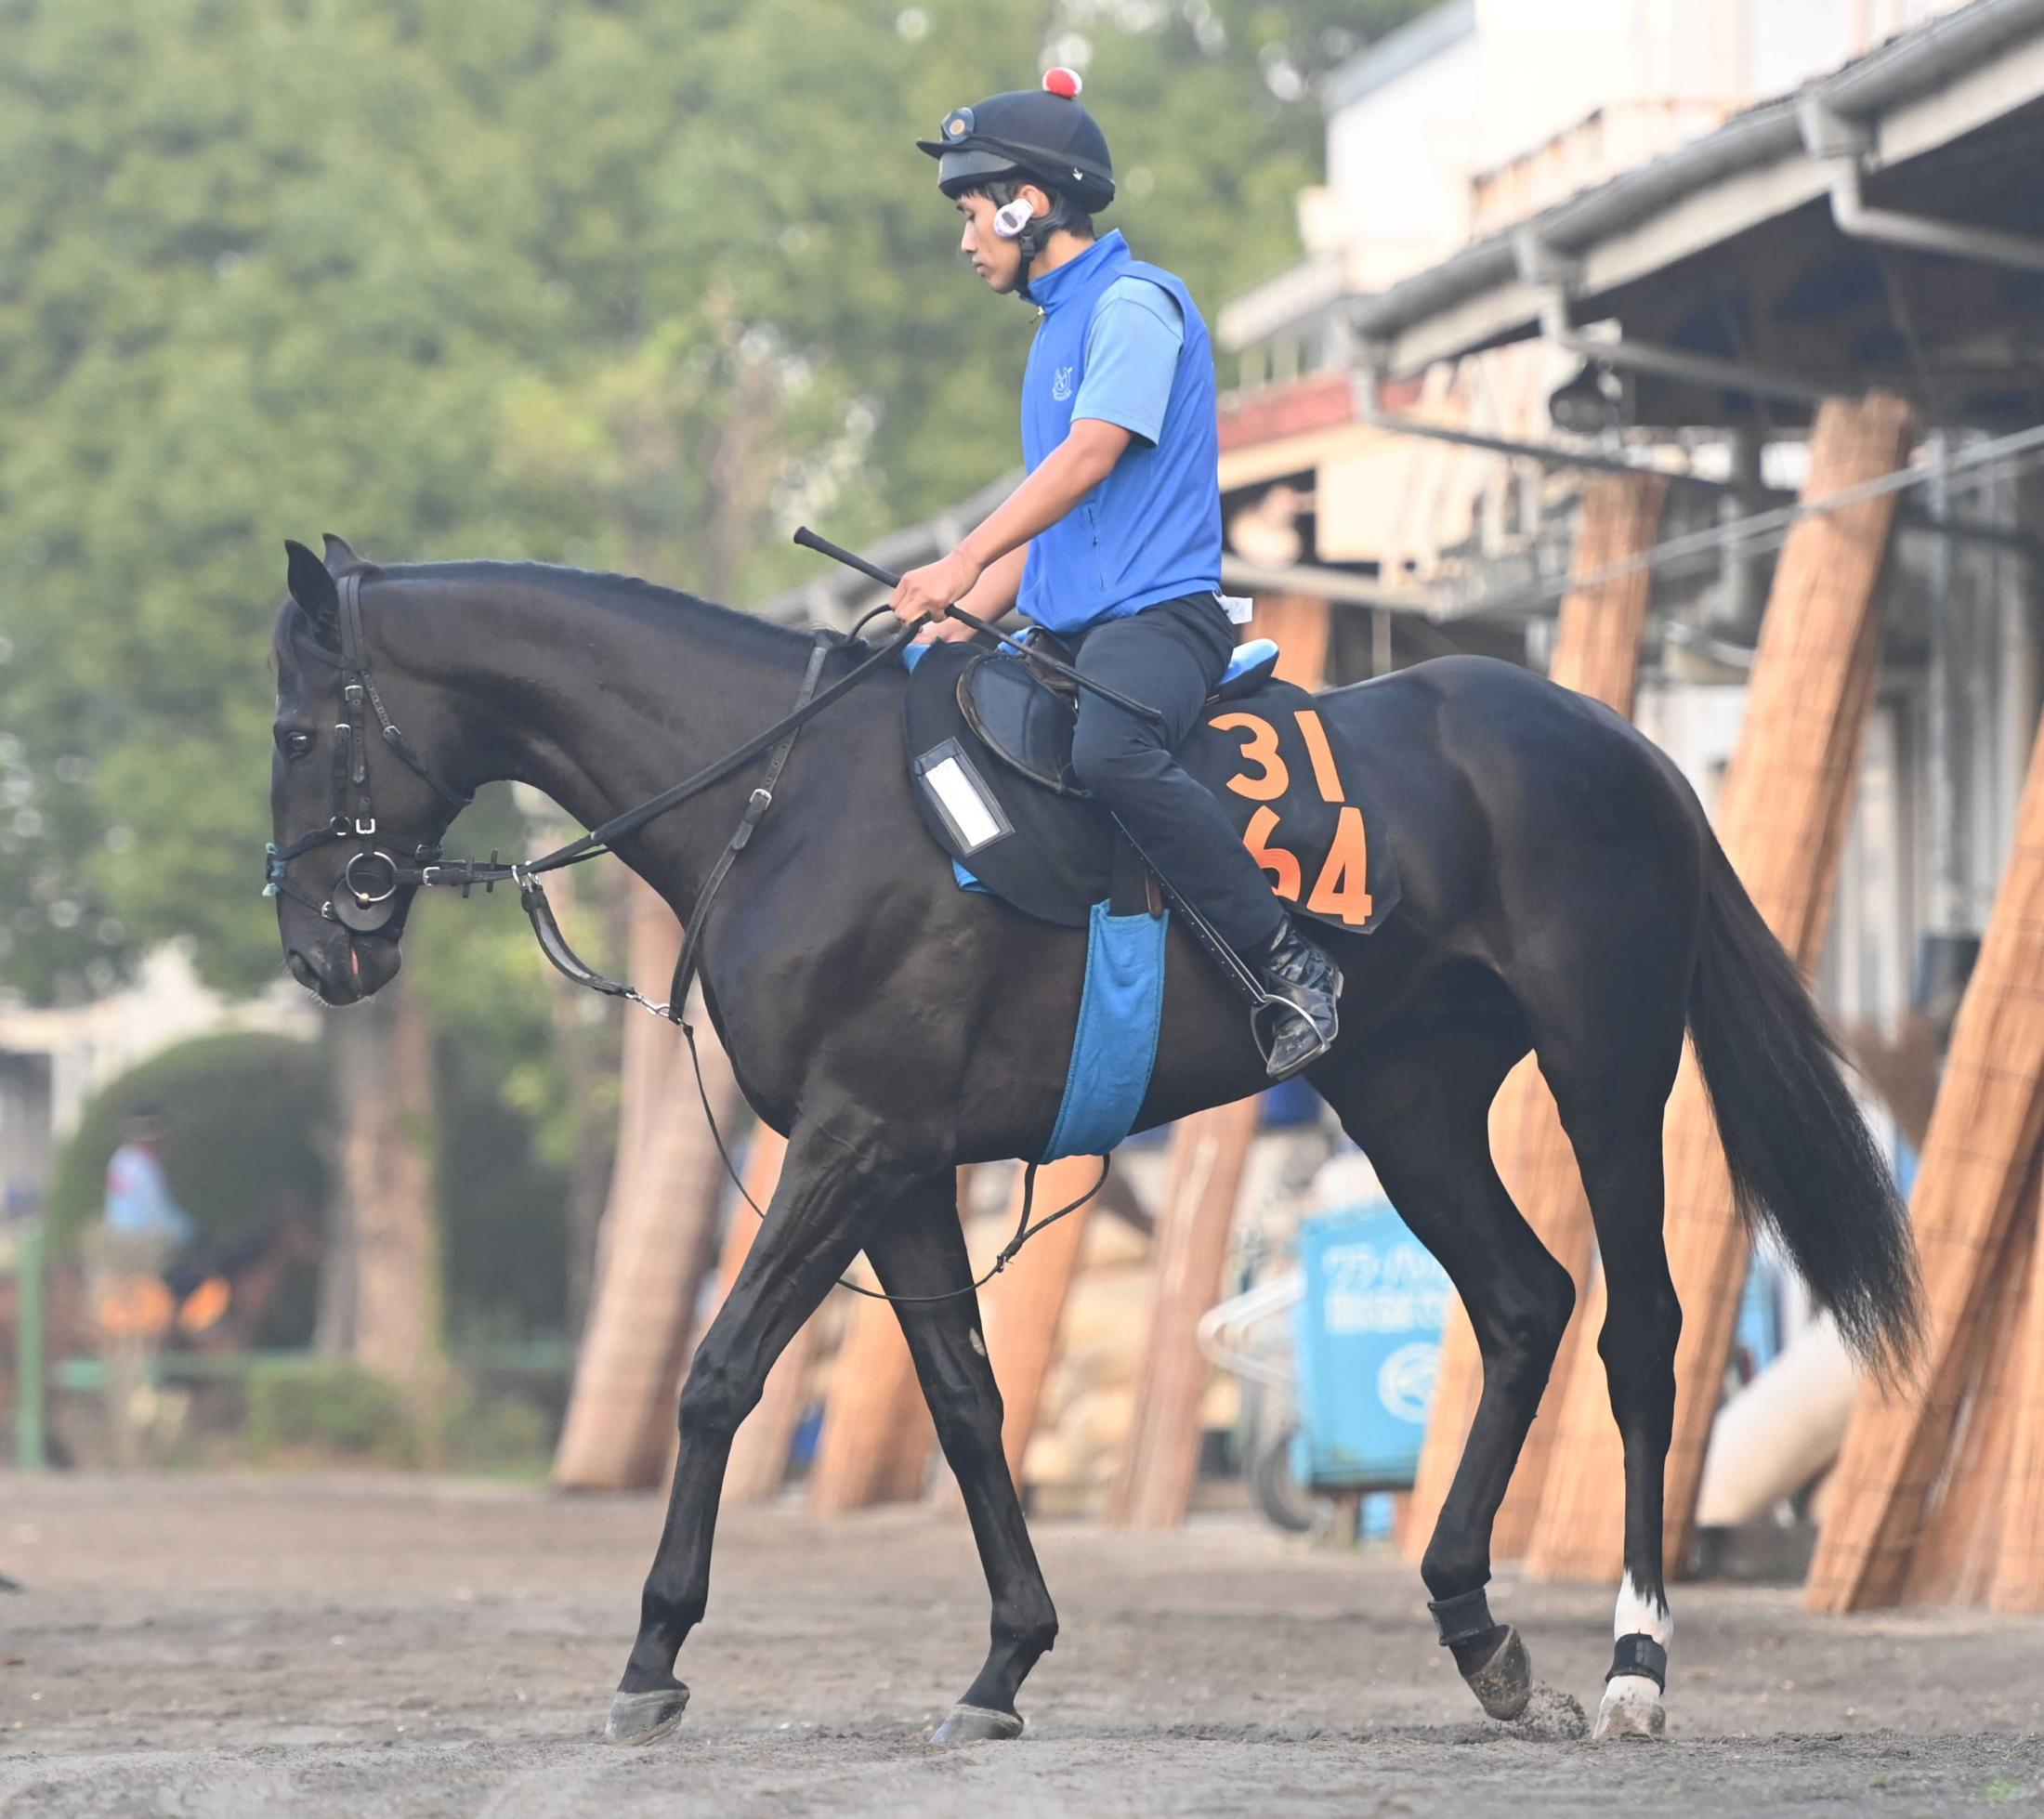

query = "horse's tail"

[{"left": 1686, "top": 838, "right": 1921, "bottom": 1379}]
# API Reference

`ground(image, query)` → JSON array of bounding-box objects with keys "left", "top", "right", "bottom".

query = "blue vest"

[{"left": 1017, "top": 231, "right": 1223, "bottom": 635}]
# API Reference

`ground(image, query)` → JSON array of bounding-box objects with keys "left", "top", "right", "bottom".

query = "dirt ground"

[{"left": 0, "top": 1474, "right": 2039, "bottom": 1816}]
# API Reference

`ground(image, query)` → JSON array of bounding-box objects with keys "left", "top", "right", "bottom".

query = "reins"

[{"left": 267, "top": 554, "right": 1111, "bottom": 1305}]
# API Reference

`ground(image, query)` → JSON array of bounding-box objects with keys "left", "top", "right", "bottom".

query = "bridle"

[
  {"left": 264, "top": 569, "right": 474, "bottom": 937},
  {"left": 264, "top": 566, "right": 910, "bottom": 1002},
  {"left": 261, "top": 551, "right": 1107, "bottom": 1302}
]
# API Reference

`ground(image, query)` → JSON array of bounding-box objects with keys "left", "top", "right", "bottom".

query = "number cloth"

[{"left": 900, "top": 636, "right": 1399, "bottom": 939}]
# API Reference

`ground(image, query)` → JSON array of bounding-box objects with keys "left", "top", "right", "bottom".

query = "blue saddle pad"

[{"left": 901, "top": 640, "right": 1401, "bottom": 935}]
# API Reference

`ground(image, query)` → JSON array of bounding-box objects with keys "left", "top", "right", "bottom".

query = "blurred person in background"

[{"left": 90, "top": 1106, "right": 196, "bottom": 1463}]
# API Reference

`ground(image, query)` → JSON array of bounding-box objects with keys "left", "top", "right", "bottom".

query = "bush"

[
  {"left": 242, "top": 1358, "right": 419, "bottom": 1465},
  {"left": 440, "top": 1383, "right": 555, "bottom": 1476}
]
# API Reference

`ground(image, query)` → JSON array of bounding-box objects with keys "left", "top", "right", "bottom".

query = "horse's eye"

[{"left": 278, "top": 729, "right": 316, "bottom": 762}]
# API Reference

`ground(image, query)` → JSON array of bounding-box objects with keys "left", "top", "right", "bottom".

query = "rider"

[{"left": 889, "top": 69, "right": 1342, "bottom": 1078}]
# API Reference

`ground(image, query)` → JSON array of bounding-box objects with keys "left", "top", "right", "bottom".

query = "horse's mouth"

[{"left": 285, "top": 938, "right": 396, "bottom": 1004}]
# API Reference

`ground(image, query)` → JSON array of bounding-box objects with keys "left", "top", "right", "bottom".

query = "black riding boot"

[{"left": 1255, "top": 919, "right": 1343, "bottom": 1080}]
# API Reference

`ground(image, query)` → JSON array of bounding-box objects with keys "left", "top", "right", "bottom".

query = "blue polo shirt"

[
  {"left": 1017, "top": 232, "right": 1223, "bottom": 635},
  {"left": 1075, "top": 278, "right": 1185, "bottom": 445}
]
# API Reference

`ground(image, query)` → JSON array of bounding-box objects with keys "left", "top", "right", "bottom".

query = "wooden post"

[
  {"left": 805, "top": 1169, "right": 978, "bottom": 1515},
  {"left": 807, "top": 1278, "right": 934, "bottom": 1514},
  {"left": 980, "top": 1156, "right": 1104, "bottom": 1485},
  {"left": 1808, "top": 710, "right": 2044, "bottom": 1611},
  {"left": 706, "top": 1128, "right": 829, "bottom": 1507},
  {"left": 1527, "top": 394, "right": 1916, "bottom": 1582},
  {"left": 554, "top": 886, "right": 743, "bottom": 1490},
  {"left": 1902, "top": 1181, "right": 2037, "bottom": 1606},
  {"left": 1992, "top": 1156, "right": 2044, "bottom": 1613},
  {"left": 1248, "top": 593, "right": 1332, "bottom": 687},
  {"left": 1106, "top": 1093, "right": 1264, "bottom": 1528},
  {"left": 1406, "top": 472, "right": 1668, "bottom": 1566}
]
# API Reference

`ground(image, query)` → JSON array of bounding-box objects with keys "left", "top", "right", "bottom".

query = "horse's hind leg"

[
  {"left": 1541, "top": 1071, "right": 1683, "bottom": 1741},
  {"left": 862, "top": 1181, "right": 1058, "bottom": 1744},
  {"left": 1310, "top": 1001, "right": 1575, "bottom": 1722},
  {"left": 607, "top": 1125, "right": 886, "bottom": 1745}
]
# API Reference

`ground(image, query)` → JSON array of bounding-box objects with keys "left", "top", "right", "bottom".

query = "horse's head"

[{"left": 268, "top": 535, "right": 473, "bottom": 1004}]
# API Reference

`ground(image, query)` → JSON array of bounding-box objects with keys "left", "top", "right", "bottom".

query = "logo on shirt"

[{"left": 1051, "top": 365, "right": 1073, "bottom": 401}]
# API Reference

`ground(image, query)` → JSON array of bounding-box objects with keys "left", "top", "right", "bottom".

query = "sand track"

[{"left": 1, "top": 1475, "right": 2038, "bottom": 1815}]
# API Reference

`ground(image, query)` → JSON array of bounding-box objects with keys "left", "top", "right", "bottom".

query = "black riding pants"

[{"left": 1068, "top": 594, "right": 1290, "bottom": 955}]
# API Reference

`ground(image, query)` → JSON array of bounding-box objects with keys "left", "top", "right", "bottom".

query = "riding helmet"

[{"left": 917, "top": 68, "right": 1115, "bottom": 215}]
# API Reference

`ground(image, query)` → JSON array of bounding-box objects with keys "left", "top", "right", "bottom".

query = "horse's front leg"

[
  {"left": 605, "top": 1122, "right": 888, "bottom": 1745},
  {"left": 864, "top": 1177, "right": 1058, "bottom": 1744}
]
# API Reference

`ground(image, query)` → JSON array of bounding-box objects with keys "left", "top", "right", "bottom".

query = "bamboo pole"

[
  {"left": 806, "top": 1169, "right": 997, "bottom": 1514},
  {"left": 1406, "top": 472, "right": 1668, "bottom": 1566},
  {"left": 1105, "top": 1093, "right": 1264, "bottom": 1528},
  {"left": 980, "top": 1156, "right": 1105, "bottom": 1486},
  {"left": 709, "top": 1128, "right": 828, "bottom": 1507},
  {"left": 1527, "top": 394, "right": 1916, "bottom": 1583},
  {"left": 1992, "top": 1153, "right": 2044, "bottom": 1613},
  {"left": 1248, "top": 593, "right": 1332, "bottom": 689},
  {"left": 1903, "top": 1177, "right": 2037, "bottom": 1606},
  {"left": 554, "top": 887, "right": 742, "bottom": 1490},
  {"left": 807, "top": 1274, "right": 935, "bottom": 1514},
  {"left": 1809, "top": 709, "right": 2044, "bottom": 1611}
]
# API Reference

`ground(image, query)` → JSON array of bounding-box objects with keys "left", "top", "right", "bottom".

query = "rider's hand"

[
  {"left": 890, "top": 548, "right": 983, "bottom": 625},
  {"left": 912, "top": 614, "right": 980, "bottom": 648}
]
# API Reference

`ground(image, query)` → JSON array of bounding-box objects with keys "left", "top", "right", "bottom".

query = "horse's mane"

[
  {"left": 382, "top": 560, "right": 804, "bottom": 653},
  {"left": 271, "top": 558, "right": 814, "bottom": 680}
]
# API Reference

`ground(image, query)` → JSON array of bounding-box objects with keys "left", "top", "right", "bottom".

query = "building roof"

[
  {"left": 1323, "top": 0, "right": 1476, "bottom": 113},
  {"left": 1352, "top": 0, "right": 2044, "bottom": 397}
]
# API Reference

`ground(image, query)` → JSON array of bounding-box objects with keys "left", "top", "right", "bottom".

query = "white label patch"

[
  {"left": 924, "top": 754, "right": 1002, "bottom": 851},
  {"left": 1051, "top": 366, "right": 1074, "bottom": 401}
]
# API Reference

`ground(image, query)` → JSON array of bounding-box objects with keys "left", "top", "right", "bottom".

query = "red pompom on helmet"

[{"left": 1042, "top": 66, "right": 1082, "bottom": 99}]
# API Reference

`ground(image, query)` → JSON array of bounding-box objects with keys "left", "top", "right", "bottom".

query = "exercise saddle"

[{"left": 901, "top": 633, "right": 1399, "bottom": 935}]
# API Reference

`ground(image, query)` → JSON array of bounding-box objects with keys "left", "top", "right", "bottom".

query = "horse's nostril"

[{"left": 285, "top": 951, "right": 320, "bottom": 991}]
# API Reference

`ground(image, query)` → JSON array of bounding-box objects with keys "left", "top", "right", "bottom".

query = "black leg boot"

[{"left": 1254, "top": 919, "right": 1343, "bottom": 1080}]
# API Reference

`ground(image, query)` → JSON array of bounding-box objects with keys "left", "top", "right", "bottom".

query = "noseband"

[{"left": 263, "top": 569, "right": 474, "bottom": 936}]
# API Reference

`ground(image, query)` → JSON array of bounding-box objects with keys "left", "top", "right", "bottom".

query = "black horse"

[{"left": 268, "top": 537, "right": 1918, "bottom": 1746}]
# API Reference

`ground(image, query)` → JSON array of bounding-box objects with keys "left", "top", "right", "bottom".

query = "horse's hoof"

[
  {"left": 1461, "top": 1624, "right": 1533, "bottom": 1721},
  {"left": 1593, "top": 1676, "right": 1666, "bottom": 1741},
  {"left": 929, "top": 1703, "right": 1024, "bottom": 1745},
  {"left": 604, "top": 1682, "right": 690, "bottom": 1745}
]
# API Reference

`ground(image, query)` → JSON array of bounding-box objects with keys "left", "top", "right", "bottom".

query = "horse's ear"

[
  {"left": 285, "top": 539, "right": 340, "bottom": 642},
  {"left": 321, "top": 531, "right": 364, "bottom": 573}
]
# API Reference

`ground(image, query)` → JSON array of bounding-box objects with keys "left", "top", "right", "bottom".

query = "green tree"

[
  {"left": 2, "top": 0, "right": 1434, "bottom": 1004},
  {"left": 0, "top": 0, "right": 1429, "bottom": 1374}
]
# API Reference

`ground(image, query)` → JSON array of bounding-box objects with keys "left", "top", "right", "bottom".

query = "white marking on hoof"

[
  {"left": 604, "top": 1683, "right": 689, "bottom": 1746},
  {"left": 1594, "top": 1675, "right": 1666, "bottom": 1740},
  {"left": 929, "top": 1703, "right": 1024, "bottom": 1745}
]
